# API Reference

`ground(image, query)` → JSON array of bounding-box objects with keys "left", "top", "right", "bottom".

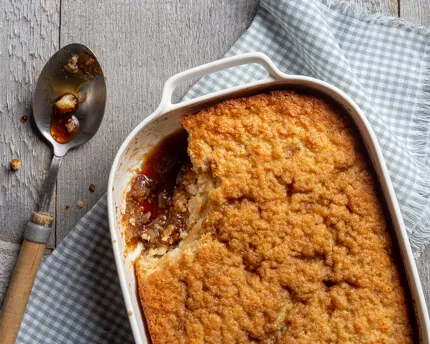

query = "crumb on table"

[
  {"left": 77, "top": 200, "right": 85, "bottom": 208},
  {"left": 11, "top": 159, "right": 22, "bottom": 171}
]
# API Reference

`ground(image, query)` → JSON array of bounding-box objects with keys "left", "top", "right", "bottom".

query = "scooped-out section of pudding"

[{"left": 123, "top": 129, "right": 216, "bottom": 267}]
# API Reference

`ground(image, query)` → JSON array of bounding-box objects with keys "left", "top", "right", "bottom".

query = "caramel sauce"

[
  {"left": 50, "top": 113, "right": 79, "bottom": 143},
  {"left": 138, "top": 129, "right": 188, "bottom": 218},
  {"left": 124, "top": 129, "right": 189, "bottom": 248}
]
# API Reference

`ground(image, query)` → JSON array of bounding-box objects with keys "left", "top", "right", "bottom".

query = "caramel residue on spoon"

[
  {"left": 49, "top": 51, "right": 102, "bottom": 144},
  {"left": 50, "top": 93, "right": 80, "bottom": 144},
  {"left": 64, "top": 52, "right": 100, "bottom": 80}
]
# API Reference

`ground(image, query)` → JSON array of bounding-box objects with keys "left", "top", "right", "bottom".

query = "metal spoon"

[{"left": 0, "top": 43, "right": 106, "bottom": 343}]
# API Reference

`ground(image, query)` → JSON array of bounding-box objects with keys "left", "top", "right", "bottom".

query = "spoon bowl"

[{"left": 33, "top": 43, "right": 106, "bottom": 156}]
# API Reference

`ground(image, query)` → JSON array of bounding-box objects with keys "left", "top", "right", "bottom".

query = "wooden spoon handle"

[
  {"left": 0, "top": 211, "right": 53, "bottom": 344},
  {"left": 0, "top": 240, "right": 45, "bottom": 344}
]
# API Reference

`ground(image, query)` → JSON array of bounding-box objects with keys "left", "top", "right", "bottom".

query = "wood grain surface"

[
  {"left": 1, "top": 0, "right": 430, "bottom": 319},
  {"left": 0, "top": 0, "right": 59, "bottom": 302},
  {"left": 402, "top": 0, "right": 430, "bottom": 26},
  {"left": 352, "top": 0, "right": 398, "bottom": 14}
]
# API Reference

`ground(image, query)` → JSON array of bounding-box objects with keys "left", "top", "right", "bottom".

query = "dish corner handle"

[{"left": 160, "top": 52, "right": 283, "bottom": 110}]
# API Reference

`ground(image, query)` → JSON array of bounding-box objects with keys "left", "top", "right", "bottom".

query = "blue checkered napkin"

[{"left": 17, "top": 0, "right": 430, "bottom": 342}]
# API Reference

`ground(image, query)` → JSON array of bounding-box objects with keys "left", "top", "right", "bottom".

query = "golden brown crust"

[{"left": 136, "top": 91, "right": 414, "bottom": 343}]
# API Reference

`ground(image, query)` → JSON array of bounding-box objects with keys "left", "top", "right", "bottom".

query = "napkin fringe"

[
  {"left": 410, "top": 208, "right": 430, "bottom": 258},
  {"left": 413, "top": 68, "right": 430, "bottom": 161},
  {"left": 408, "top": 59, "right": 430, "bottom": 257}
]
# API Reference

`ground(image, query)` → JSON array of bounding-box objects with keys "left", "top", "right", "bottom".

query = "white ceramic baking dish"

[{"left": 107, "top": 52, "right": 430, "bottom": 343}]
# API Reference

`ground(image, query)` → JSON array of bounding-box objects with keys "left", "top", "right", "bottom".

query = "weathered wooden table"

[{"left": 1, "top": 0, "right": 429, "bottom": 311}]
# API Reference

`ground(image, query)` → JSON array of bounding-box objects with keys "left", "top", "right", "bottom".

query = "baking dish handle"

[{"left": 160, "top": 52, "right": 284, "bottom": 110}]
